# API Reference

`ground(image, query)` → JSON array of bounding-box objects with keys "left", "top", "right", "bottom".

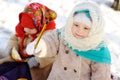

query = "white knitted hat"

[{"left": 61, "top": 1, "right": 105, "bottom": 51}]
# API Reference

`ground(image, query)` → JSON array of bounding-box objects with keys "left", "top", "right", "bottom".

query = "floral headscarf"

[{"left": 15, "top": 2, "right": 57, "bottom": 58}]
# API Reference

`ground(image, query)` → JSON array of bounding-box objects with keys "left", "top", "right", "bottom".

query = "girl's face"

[
  {"left": 24, "top": 28, "right": 37, "bottom": 34},
  {"left": 71, "top": 21, "right": 91, "bottom": 39}
]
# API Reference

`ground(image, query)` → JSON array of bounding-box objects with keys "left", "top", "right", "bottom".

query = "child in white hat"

[{"left": 26, "top": 1, "right": 111, "bottom": 80}]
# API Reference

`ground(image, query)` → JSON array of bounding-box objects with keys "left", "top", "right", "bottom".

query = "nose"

[{"left": 77, "top": 27, "right": 83, "bottom": 34}]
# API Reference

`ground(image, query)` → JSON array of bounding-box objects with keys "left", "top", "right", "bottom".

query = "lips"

[{"left": 74, "top": 33, "right": 84, "bottom": 38}]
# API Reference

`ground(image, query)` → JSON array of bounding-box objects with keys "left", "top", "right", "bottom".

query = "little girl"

[
  {"left": 26, "top": 1, "right": 111, "bottom": 80},
  {"left": 0, "top": 2, "right": 56, "bottom": 80}
]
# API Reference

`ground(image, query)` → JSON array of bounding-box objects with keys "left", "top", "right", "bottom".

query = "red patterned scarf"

[{"left": 15, "top": 2, "right": 56, "bottom": 58}]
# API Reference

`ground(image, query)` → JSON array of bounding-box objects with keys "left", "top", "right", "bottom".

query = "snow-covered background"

[{"left": 0, "top": 0, "right": 120, "bottom": 79}]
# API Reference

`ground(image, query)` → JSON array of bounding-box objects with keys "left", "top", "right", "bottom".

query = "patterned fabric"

[
  {"left": 0, "top": 62, "right": 32, "bottom": 80},
  {"left": 15, "top": 2, "right": 57, "bottom": 58},
  {"left": 23, "top": 2, "right": 56, "bottom": 30}
]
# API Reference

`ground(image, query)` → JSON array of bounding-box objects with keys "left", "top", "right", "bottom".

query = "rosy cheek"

[
  {"left": 31, "top": 29, "right": 37, "bottom": 34},
  {"left": 34, "top": 31, "right": 37, "bottom": 34},
  {"left": 25, "top": 30, "right": 29, "bottom": 33},
  {"left": 85, "top": 32, "right": 89, "bottom": 37},
  {"left": 34, "top": 29, "right": 37, "bottom": 33}
]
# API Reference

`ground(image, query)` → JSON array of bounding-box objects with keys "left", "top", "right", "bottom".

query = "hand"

[
  {"left": 26, "top": 41, "right": 35, "bottom": 55},
  {"left": 26, "top": 39, "right": 41, "bottom": 55}
]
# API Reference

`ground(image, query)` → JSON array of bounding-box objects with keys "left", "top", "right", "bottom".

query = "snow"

[{"left": 0, "top": 0, "right": 120, "bottom": 79}]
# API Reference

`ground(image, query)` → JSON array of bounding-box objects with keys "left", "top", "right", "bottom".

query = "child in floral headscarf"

[
  {"left": 26, "top": 1, "right": 111, "bottom": 80},
  {"left": 0, "top": 2, "right": 56, "bottom": 80},
  {"left": 15, "top": 2, "right": 56, "bottom": 59}
]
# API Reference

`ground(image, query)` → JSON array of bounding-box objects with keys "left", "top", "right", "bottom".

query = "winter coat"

[{"left": 34, "top": 30, "right": 111, "bottom": 80}]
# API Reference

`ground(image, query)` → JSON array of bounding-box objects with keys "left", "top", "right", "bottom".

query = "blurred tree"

[{"left": 112, "top": 0, "right": 120, "bottom": 10}]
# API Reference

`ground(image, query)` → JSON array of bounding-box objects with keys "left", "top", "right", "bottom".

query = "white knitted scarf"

[{"left": 61, "top": 1, "right": 106, "bottom": 51}]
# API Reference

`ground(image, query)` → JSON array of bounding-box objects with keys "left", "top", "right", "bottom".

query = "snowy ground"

[{"left": 0, "top": 0, "right": 120, "bottom": 79}]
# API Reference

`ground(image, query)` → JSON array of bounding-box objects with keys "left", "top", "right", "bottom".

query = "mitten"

[
  {"left": 26, "top": 38, "right": 41, "bottom": 55},
  {"left": 27, "top": 56, "right": 40, "bottom": 68}
]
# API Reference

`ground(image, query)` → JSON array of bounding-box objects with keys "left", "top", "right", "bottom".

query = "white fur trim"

[{"left": 61, "top": 1, "right": 105, "bottom": 51}]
